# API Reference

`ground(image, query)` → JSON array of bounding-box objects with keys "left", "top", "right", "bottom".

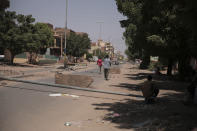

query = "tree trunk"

[
  {"left": 178, "top": 56, "right": 191, "bottom": 80},
  {"left": 167, "top": 58, "right": 173, "bottom": 76},
  {"left": 140, "top": 53, "right": 150, "bottom": 69},
  {"left": 28, "top": 52, "right": 33, "bottom": 64},
  {"left": 28, "top": 52, "right": 38, "bottom": 64},
  {"left": 10, "top": 53, "right": 15, "bottom": 65}
]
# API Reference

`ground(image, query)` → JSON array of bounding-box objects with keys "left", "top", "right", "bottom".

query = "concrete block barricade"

[
  {"left": 55, "top": 73, "right": 93, "bottom": 88},
  {"left": 109, "top": 67, "right": 121, "bottom": 74}
]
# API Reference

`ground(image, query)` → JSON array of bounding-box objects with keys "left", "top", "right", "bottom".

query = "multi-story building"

[
  {"left": 105, "top": 42, "right": 114, "bottom": 58},
  {"left": 89, "top": 42, "right": 99, "bottom": 55},
  {"left": 52, "top": 27, "right": 88, "bottom": 57},
  {"left": 52, "top": 28, "right": 71, "bottom": 56},
  {"left": 89, "top": 39, "right": 114, "bottom": 58}
]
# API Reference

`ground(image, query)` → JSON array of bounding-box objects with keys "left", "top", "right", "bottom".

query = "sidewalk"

[{"left": 85, "top": 63, "right": 197, "bottom": 131}]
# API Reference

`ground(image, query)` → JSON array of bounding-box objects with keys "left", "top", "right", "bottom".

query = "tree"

[
  {"left": 86, "top": 52, "right": 93, "bottom": 62},
  {"left": 115, "top": 0, "right": 197, "bottom": 78},
  {"left": 66, "top": 31, "right": 91, "bottom": 59},
  {"left": 0, "top": 0, "right": 9, "bottom": 11},
  {"left": 0, "top": 11, "right": 34, "bottom": 64},
  {"left": 27, "top": 23, "right": 54, "bottom": 64},
  {"left": 0, "top": 11, "right": 54, "bottom": 64}
]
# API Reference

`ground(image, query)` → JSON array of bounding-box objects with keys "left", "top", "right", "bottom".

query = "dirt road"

[{"left": 0, "top": 62, "right": 197, "bottom": 131}]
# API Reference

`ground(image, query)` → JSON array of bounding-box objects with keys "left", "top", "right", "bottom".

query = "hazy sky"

[{"left": 8, "top": 0, "right": 127, "bottom": 54}]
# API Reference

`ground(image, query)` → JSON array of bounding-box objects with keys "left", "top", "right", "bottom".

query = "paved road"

[{"left": 0, "top": 63, "right": 122, "bottom": 131}]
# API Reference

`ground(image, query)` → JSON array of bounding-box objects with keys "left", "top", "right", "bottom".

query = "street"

[
  {"left": 0, "top": 62, "right": 135, "bottom": 131},
  {"left": 1, "top": 62, "right": 197, "bottom": 131}
]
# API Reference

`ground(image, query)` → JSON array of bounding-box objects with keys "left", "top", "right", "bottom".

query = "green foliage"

[
  {"left": 27, "top": 22, "right": 54, "bottom": 53},
  {"left": 116, "top": 0, "right": 197, "bottom": 77},
  {"left": 0, "top": 10, "right": 54, "bottom": 64},
  {"left": 0, "top": 11, "right": 35, "bottom": 64},
  {"left": 86, "top": 52, "right": 93, "bottom": 61},
  {"left": 98, "top": 52, "right": 108, "bottom": 59},
  {"left": 93, "top": 48, "right": 101, "bottom": 56},
  {"left": 92, "top": 48, "right": 107, "bottom": 59},
  {"left": 148, "top": 61, "right": 163, "bottom": 71},
  {"left": 66, "top": 31, "right": 91, "bottom": 57},
  {"left": 0, "top": 0, "right": 9, "bottom": 11}
]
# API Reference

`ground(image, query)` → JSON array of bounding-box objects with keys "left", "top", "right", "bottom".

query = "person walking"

[
  {"left": 97, "top": 57, "right": 103, "bottom": 73},
  {"left": 103, "top": 55, "right": 111, "bottom": 80}
]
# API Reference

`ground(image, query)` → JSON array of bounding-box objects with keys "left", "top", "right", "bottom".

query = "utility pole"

[
  {"left": 64, "top": 0, "right": 68, "bottom": 55},
  {"left": 96, "top": 22, "right": 104, "bottom": 40},
  {"left": 64, "top": 0, "right": 68, "bottom": 68},
  {"left": 61, "top": 34, "right": 63, "bottom": 57},
  {"left": 96, "top": 22, "right": 104, "bottom": 56}
]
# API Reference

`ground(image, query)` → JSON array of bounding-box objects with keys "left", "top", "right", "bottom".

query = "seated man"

[{"left": 141, "top": 75, "right": 159, "bottom": 103}]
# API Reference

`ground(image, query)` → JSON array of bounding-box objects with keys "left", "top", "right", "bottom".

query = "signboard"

[{"left": 150, "top": 56, "right": 159, "bottom": 62}]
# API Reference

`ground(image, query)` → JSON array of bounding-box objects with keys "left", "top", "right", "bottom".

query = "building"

[
  {"left": 98, "top": 40, "right": 114, "bottom": 58},
  {"left": 52, "top": 27, "right": 88, "bottom": 58},
  {"left": 105, "top": 42, "right": 114, "bottom": 58},
  {"left": 89, "top": 39, "right": 114, "bottom": 58},
  {"left": 89, "top": 42, "right": 99, "bottom": 55}
]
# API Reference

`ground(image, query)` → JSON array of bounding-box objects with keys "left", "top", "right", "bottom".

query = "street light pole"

[
  {"left": 63, "top": 0, "right": 68, "bottom": 68},
  {"left": 64, "top": 0, "right": 68, "bottom": 55},
  {"left": 96, "top": 22, "right": 104, "bottom": 56},
  {"left": 96, "top": 22, "right": 104, "bottom": 40}
]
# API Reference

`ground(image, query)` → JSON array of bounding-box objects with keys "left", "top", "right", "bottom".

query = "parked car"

[{"left": 0, "top": 55, "right": 4, "bottom": 61}]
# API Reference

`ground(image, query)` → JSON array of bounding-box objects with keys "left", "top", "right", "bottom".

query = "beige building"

[
  {"left": 105, "top": 42, "right": 114, "bottom": 58},
  {"left": 52, "top": 28, "right": 87, "bottom": 57},
  {"left": 89, "top": 39, "right": 114, "bottom": 58},
  {"left": 89, "top": 42, "right": 100, "bottom": 54}
]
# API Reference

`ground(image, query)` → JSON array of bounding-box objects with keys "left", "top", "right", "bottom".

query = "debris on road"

[
  {"left": 49, "top": 93, "right": 79, "bottom": 98},
  {"left": 64, "top": 122, "right": 72, "bottom": 126},
  {"left": 112, "top": 113, "right": 120, "bottom": 117},
  {"left": 63, "top": 94, "right": 80, "bottom": 98},
  {"left": 49, "top": 93, "right": 62, "bottom": 97}
]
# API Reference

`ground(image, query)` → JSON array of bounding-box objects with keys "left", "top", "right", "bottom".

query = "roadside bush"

[
  {"left": 148, "top": 61, "right": 163, "bottom": 71},
  {"left": 86, "top": 53, "right": 93, "bottom": 62}
]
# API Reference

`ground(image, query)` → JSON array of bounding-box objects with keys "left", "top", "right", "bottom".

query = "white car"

[{"left": 0, "top": 55, "right": 4, "bottom": 61}]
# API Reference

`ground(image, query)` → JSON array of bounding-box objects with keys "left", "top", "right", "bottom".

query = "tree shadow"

[
  {"left": 92, "top": 93, "right": 197, "bottom": 130},
  {"left": 95, "top": 69, "right": 195, "bottom": 130},
  {"left": 122, "top": 73, "right": 188, "bottom": 92},
  {"left": 125, "top": 72, "right": 179, "bottom": 82},
  {"left": 110, "top": 79, "right": 187, "bottom": 92},
  {"left": 110, "top": 83, "right": 141, "bottom": 91},
  {"left": 125, "top": 73, "right": 151, "bottom": 80},
  {"left": 0, "top": 62, "right": 41, "bottom": 68}
]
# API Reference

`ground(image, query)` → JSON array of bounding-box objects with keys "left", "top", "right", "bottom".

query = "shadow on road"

[
  {"left": 92, "top": 93, "right": 197, "bottom": 130},
  {"left": 110, "top": 83, "right": 141, "bottom": 91},
  {"left": 92, "top": 68, "right": 197, "bottom": 130},
  {"left": 119, "top": 72, "right": 188, "bottom": 92}
]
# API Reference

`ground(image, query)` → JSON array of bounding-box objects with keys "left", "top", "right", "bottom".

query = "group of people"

[
  {"left": 97, "top": 55, "right": 160, "bottom": 103},
  {"left": 97, "top": 55, "right": 111, "bottom": 80}
]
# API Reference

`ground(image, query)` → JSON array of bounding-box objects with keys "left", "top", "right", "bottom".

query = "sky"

[{"left": 8, "top": 0, "right": 127, "bottom": 55}]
